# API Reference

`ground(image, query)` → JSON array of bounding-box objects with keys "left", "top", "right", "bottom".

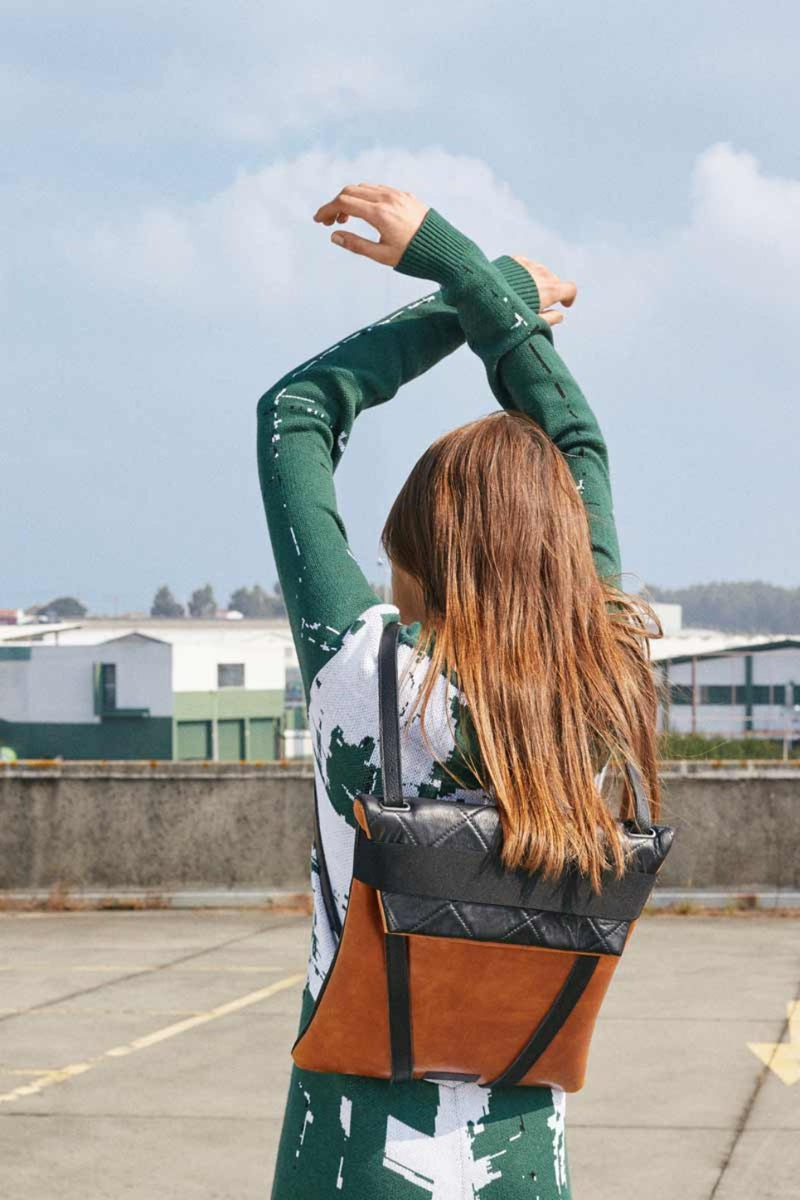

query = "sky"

[{"left": 2, "top": 1, "right": 798, "bottom": 614}]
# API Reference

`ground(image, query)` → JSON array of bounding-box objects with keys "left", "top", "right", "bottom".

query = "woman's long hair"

[{"left": 381, "top": 410, "right": 662, "bottom": 894}]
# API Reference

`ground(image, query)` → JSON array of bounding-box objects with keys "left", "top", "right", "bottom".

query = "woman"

[{"left": 257, "top": 185, "right": 661, "bottom": 1198}]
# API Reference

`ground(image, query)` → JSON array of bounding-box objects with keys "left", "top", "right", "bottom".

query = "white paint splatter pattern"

[
  {"left": 381, "top": 1085, "right": 516, "bottom": 1198},
  {"left": 336, "top": 1095, "right": 353, "bottom": 1191},
  {"left": 340, "top": 1095, "right": 352, "bottom": 1138},
  {"left": 295, "top": 1083, "right": 314, "bottom": 1159},
  {"left": 547, "top": 1088, "right": 568, "bottom": 1194}
]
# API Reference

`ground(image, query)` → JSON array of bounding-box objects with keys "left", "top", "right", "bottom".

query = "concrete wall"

[
  {"left": 657, "top": 769, "right": 800, "bottom": 888},
  {"left": 0, "top": 762, "right": 315, "bottom": 892},
  {"left": 0, "top": 762, "right": 798, "bottom": 893}
]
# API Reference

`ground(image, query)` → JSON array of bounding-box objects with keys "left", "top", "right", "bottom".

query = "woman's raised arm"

[
  {"left": 256, "top": 252, "right": 542, "bottom": 700},
  {"left": 393, "top": 207, "right": 622, "bottom": 587}
]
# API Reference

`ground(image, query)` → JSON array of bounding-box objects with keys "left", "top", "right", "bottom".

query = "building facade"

[{"left": 653, "top": 637, "right": 800, "bottom": 743}]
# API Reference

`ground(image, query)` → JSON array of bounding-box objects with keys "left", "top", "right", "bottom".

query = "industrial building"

[
  {"left": 0, "top": 619, "right": 310, "bottom": 761},
  {"left": 652, "top": 631, "right": 800, "bottom": 745},
  {"left": 2, "top": 607, "right": 798, "bottom": 759}
]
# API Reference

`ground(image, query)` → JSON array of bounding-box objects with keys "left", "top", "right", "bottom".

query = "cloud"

[
  {"left": 68, "top": 139, "right": 800, "bottom": 347},
  {"left": 7, "top": 139, "right": 800, "bottom": 605},
  {"left": 687, "top": 142, "right": 800, "bottom": 286},
  {"left": 70, "top": 146, "right": 562, "bottom": 317}
]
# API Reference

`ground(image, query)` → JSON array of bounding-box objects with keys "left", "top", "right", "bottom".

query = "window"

[
  {"left": 285, "top": 665, "right": 303, "bottom": 706},
  {"left": 218, "top": 662, "right": 245, "bottom": 688},
  {"left": 99, "top": 663, "right": 116, "bottom": 712}
]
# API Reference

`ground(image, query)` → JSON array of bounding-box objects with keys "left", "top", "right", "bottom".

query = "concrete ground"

[{"left": 0, "top": 910, "right": 797, "bottom": 1199}]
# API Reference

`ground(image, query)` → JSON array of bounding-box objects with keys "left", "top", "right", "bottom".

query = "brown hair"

[{"left": 381, "top": 410, "right": 662, "bottom": 894}]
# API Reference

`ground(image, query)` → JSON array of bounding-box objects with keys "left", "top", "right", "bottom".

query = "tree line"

[
  {"left": 150, "top": 583, "right": 287, "bottom": 618},
  {"left": 26, "top": 581, "right": 800, "bottom": 631},
  {"left": 24, "top": 584, "right": 288, "bottom": 621},
  {"left": 646, "top": 581, "right": 800, "bottom": 634}
]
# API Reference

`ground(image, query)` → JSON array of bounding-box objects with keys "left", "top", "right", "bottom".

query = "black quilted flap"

[
  {"left": 362, "top": 794, "right": 502, "bottom": 851},
  {"left": 353, "top": 794, "right": 674, "bottom": 923}
]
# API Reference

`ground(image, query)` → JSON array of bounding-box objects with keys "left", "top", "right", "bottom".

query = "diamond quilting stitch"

[{"left": 426, "top": 806, "right": 495, "bottom": 851}]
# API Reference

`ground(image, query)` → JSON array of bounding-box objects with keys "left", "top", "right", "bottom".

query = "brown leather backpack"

[{"left": 293, "top": 619, "right": 674, "bottom": 1090}]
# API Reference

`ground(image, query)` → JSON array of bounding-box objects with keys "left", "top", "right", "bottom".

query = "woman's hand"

[
  {"left": 313, "top": 183, "right": 429, "bottom": 266},
  {"left": 510, "top": 255, "right": 577, "bottom": 328},
  {"left": 312, "top": 187, "right": 577, "bottom": 328}
]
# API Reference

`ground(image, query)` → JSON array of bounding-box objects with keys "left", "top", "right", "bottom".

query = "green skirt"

[{"left": 271, "top": 987, "right": 573, "bottom": 1199}]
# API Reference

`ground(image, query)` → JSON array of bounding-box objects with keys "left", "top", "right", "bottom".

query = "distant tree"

[
  {"left": 273, "top": 579, "right": 282, "bottom": 597},
  {"left": 188, "top": 584, "right": 217, "bottom": 618},
  {"left": 229, "top": 585, "right": 267, "bottom": 617},
  {"left": 30, "top": 596, "right": 87, "bottom": 620},
  {"left": 229, "top": 584, "right": 286, "bottom": 618},
  {"left": 647, "top": 581, "right": 800, "bottom": 634},
  {"left": 150, "top": 586, "right": 185, "bottom": 618}
]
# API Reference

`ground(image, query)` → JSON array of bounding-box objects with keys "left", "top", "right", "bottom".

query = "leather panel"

[
  {"left": 292, "top": 877, "right": 393, "bottom": 1079},
  {"left": 359, "top": 793, "right": 674, "bottom": 873},
  {"left": 381, "top": 892, "right": 631, "bottom": 955},
  {"left": 356, "top": 795, "right": 672, "bottom": 929},
  {"left": 407, "top": 933, "right": 626, "bottom": 1090}
]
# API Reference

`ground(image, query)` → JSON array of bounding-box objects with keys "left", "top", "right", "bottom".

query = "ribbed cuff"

[
  {"left": 393, "top": 206, "right": 487, "bottom": 288},
  {"left": 494, "top": 254, "right": 540, "bottom": 313}
]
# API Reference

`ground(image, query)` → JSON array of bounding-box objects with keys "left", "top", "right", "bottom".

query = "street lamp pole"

[{"left": 377, "top": 556, "right": 390, "bottom": 603}]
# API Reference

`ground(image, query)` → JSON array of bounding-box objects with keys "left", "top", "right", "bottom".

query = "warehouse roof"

[{"left": 652, "top": 633, "right": 800, "bottom": 664}]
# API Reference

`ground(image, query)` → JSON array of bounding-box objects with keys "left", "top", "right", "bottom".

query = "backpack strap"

[
  {"left": 377, "top": 618, "right": 414, "bottom": 1080},
  {"left": 378, "top": 618, "right": 408, "bottom": 810},
  {"left": 488, "top": 953, "right": 600, "bottom": 1087},
  {"left": 625, "top": 761, "right": 653, "bottom": 834}
]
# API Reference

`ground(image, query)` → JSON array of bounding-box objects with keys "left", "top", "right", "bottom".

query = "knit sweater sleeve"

[
  {"left": 256, "top": 254, "right": 541, "bottom": 700},
  {"left": 395, "top": 208, "right": 622, "bottom": 588}
]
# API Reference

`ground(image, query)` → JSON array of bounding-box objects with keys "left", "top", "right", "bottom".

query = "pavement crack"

[
  {"left": 0, "top": 917, "right": 307, "bottom": 1026},
  {"left": 707, "top": 974, "right": 800, "bottom": 1198}
]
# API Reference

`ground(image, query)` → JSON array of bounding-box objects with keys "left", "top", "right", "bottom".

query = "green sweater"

[
  {"left": 256, "top": 206, "right": 620, "bottom": 702},
  {"left": 263, "top": 207, "right": 611, "bottom": 1196}
]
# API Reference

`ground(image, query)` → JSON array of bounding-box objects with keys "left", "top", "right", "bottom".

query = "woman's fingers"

[
  {"left": 330, "top": 229, "right": 396, "bottom": 265},
  {"left": 314, "top": 191, "right": 380, "bottom": 226},
  {"left": 510, "top": 255, "right": 578, "bottom": 310},
  {"left": 540, "top": 308, "right": 565, "bottom": 327},
  {"left": 314, "top": 185, "right": 428, "bottom": 268}
]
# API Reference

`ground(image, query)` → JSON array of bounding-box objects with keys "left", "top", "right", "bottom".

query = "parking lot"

[{"left": 0, "top": 908, "right": 797, "bottom": 1198}]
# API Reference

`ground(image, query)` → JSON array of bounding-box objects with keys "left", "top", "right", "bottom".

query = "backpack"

[{"left": 293, "top": 618, "right": 675, "bottom": 1089}]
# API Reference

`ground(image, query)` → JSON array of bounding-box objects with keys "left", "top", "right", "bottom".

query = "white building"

[
  {"left": 651, "top": 632, "right": 800, "bottom": 743},
  {"left": 0, "top": 619, "right": 311, "bottom": 761}
]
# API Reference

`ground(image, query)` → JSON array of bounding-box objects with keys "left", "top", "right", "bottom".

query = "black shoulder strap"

[
  {"left": 378, "top": 619, "right": 407, "bottom": 811},
  {"left": 624, "top": 761, "right": 653, "bottom": 834},
  {"left": 377, "top": 619, "right": 415, "bottom": 1082}
]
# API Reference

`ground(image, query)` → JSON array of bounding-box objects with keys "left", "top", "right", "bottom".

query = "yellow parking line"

[
  {"left": 0, "top": 972, "right": 304, "bottom": 1105},
  {"left": 3, "top": 1069, "right": 56, "bottom": 1076},
  {"left": 0, "top": 1007, "right": 209, "bottom": 1018},
  {"left": 0, "top": 964, "right": 289, "bottom": 973}
]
